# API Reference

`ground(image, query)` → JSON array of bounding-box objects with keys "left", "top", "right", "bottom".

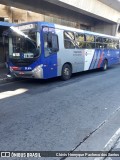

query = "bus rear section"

[{"left": 54, "top": 24, "right": 120, "bottom": 80}]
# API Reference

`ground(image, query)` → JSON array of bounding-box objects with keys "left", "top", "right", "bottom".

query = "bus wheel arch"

[
  {"left": 61, "top": 63, "right": 72, "bottom": 80},
  {"left": 101, "top": 59, "right": 108, "bottom": 71}
]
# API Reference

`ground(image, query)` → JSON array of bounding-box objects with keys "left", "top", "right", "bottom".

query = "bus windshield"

[{"left": 9, "top": 26, "right": 41, "bottom": 59}]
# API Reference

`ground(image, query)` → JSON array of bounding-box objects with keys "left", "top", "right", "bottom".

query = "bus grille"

[{"left": 10, "top": 59, "right": 36, "bottom": 67}]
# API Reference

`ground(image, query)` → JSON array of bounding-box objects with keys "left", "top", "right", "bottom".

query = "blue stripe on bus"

[{"left": 89, "top": 50, "right": 96, "bottom": 70}]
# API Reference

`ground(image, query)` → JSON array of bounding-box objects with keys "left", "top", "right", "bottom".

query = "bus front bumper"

[{"left": 10, "top": 65, "right": 43, "bottom": 79}]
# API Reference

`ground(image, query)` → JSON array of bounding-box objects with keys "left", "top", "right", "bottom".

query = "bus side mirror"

[
  {"left": 51, "top": 34, "right": 59, "bottom": 52},
  {"left": 48, "top": 32, "right": 52, "bottom": 43},
  {"left": 47, "top": 32, "right": 59, "bottom": 52}
]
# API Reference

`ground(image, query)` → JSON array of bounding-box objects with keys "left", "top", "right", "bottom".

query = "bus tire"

[
  {"left": 101, "top": 60, "right": 108, "bottom": 71},
  {"left": 61, "top": 64, "right": 72, "bottom": 80}
]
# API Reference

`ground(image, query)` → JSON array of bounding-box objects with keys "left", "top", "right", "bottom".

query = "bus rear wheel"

[
  {"left": 61, "top": 64, "right": 72, "bottom": 80},
  {"left": 101, "top": 60, "right": 108, "bottom": 71}
]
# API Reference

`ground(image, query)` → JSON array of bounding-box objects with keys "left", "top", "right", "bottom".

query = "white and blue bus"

[{"left": 6, "top": 21, "right": 120, "bottom": 80}]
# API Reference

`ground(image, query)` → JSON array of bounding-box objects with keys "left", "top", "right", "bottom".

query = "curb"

[
  {"left": 0, "top": 77, "right": 15, "bottom": 85},
  {"left": 94, "top": 128, "right": 120, "bottom": 160}
]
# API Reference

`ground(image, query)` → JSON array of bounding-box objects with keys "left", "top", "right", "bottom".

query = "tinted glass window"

[
  {"left": 64, "top": 31, "right": 75, "bottom": 41},
  {"left": 64, "top": 40, "right": 75, "bottom": 49},
  {"left": 113, "top": 40, "right": 119, "bottom": 49},
  {"left": 64, "top": 31, "right": 75, "bottom": 49},
  {"left": 85, "top": 35, "right": 95, "bottom": 49},
  {"left": 76, "top": 33, "right": 85, "bottom": 42},
  {"left": 86, "top": 35, "right": 95, "bottom": 42},
  {"left": 75, "top": 33, "right": 86, "bottom": 49},
  {"left": 86, "top": 42, "right": 95, "bottom": 49},
  {"left": 95, "top": 37, "right": 103, "bottom": 48},
  {"left": 96, "top": 37, "right": 103, "bottom": 43},
  {"left": 103, "top": 38, "right": 109, "bottom": 43},
  {"left": 96, "top": 43, "right": 103, "bottom": 49}
]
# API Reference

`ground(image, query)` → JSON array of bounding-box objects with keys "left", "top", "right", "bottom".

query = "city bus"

[{"left": 5, "top": 21, "right": 120, "bottom": 80}]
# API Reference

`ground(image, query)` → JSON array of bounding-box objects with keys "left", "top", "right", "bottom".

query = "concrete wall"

[
  {"left": 94, "top": 22, "right": 117, "bottom": 36},
  {"left": 56, "top": 0, "right": 120, "bottom": 23},
  {"left": 0, "top": 4, "right": 85, "bottom": 28},
  {"left": 0, "top": 3, "right": 119, "bottom": 35}
]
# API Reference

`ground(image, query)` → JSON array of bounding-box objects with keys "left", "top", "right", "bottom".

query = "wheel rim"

[
  {"left": 104, "top": 62, "right": 107, "bottom": 70},
  {"left": 64, "top": 68, "right": 70, "bottom": 76}
]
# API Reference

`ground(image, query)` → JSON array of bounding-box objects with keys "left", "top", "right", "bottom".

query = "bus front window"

[{"left": 9, "top": 26, "right": 41, "bottom": 59}]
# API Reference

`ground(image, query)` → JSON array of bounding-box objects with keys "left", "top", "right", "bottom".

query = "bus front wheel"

[
  {"left": 101, "top": 60, "right": 108, "bottom": 71},
  {"left": 61, "top": 64, "right": 72, "bottom": 80}
]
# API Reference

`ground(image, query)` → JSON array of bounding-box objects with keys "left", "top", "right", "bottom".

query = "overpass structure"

[{"left": 0, "top": 0, "right": 120, "bottom": 36}]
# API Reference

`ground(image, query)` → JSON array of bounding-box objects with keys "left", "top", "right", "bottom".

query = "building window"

[
  {"left": 80, "top": 24, "right": 91, "bottom": 31},
  {"left": 13, "top": 19, "right": 19, "bottom": 23}
]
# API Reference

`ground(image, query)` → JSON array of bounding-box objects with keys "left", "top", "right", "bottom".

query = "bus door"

[{"left": 43, "top": 32, "right": 59, "bottom": 79}]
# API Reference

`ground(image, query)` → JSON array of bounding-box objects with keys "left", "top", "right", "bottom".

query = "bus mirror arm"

[{"left": 2, "top": 36, "right": 5, "bottom": 45}]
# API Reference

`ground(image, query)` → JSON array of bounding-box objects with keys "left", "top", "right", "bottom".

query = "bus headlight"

[
  {"left": 32, "top": 65, "right": 43, "bottom": 78},
  {"left": 33, "top": 66, "right": 41, "bottom": 72}
]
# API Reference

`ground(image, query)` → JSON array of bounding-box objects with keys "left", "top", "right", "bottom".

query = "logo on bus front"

[{"left": 25, "top": 67, "right": 32, "bottom": 71}]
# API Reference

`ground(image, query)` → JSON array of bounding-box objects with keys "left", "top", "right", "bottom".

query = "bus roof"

[
  {"left": 0, "top": 21, "right": 13, "bottom": 27},
  {"left": 40, "top": 21, "right": 120, "bottom": 40},
  {"left": 14, "top": 21, "right": 120, "bottom": 40},
  {"left": 54, "top": 24, "right": 119, "bottom": 40}
]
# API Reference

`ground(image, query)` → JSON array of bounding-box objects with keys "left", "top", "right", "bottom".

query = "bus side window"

[
  {"left": 113, "top": 40, "right": 119, "bottom": 49},
  {"left": 75, "top": 33, "right": 86, "bottom": 49},
  {"left": 95, "top": 37, "right": 103, "bottom": 49},
  {"left": 64, "top": 31, "right": 75, "bottom": 49},
  {"left": 86, "top": 34, "right": 95, "bottom": 49},
  {"left": 106, "top": 39, "right": 113, "bottom": 49},
  {"left": 116, "top": 41, "right": 119, "bottom": 49},
  {"left": 103, "top": 38, "right": 109, "bottom": 49}
]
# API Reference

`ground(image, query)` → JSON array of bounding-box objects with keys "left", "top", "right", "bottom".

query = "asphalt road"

[{"left": 0, "top": 65, "right": 120, "bottom": 160}]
